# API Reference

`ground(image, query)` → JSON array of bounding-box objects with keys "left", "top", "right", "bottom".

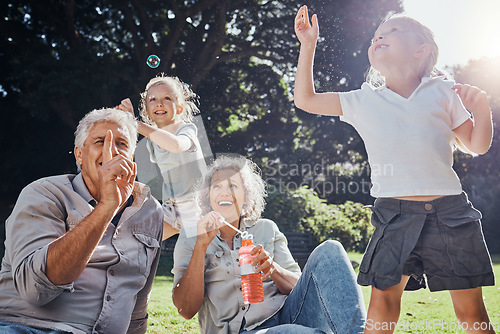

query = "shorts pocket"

[
  {"left": 133, "top": 232, "right": 161, "bottom": 277},
  {"left": 359, "top": 206, "right": 400, "bottom": 274},
  {"left": 438, "top": 204, "right": 492, "bottom": 276}
]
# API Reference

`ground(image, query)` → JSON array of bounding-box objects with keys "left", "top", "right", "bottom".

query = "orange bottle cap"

[{"left": 242, "top": 238, "right": 253, "bottom": 246}]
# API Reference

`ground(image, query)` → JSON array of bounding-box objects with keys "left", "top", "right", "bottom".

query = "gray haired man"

[{"left": 0, "top": 108, "right": 171, "bottom": 333}]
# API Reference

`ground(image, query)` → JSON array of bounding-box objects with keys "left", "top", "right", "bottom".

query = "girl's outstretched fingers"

[
  {"left": 295, "top": 5, "right": 310, "bottom": 30},
  {"left": 295, "top": 5, "right": 319, "bottom": 44},
  {"left": 453, "top": 84, "right": 490, "bottom": 115}
]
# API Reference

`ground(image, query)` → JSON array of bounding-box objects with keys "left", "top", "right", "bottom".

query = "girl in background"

[
  {"left": 118, "top": 74, "right": 207, "bottom": 238},
  {"left": 294, "top": 5, "right": 495, "bottom": 334}
]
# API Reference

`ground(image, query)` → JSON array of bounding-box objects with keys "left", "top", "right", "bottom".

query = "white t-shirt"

[{"left": 339, "top": 76, "right": 471, "bottom": 198}]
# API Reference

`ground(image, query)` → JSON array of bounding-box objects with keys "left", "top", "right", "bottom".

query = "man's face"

[{"left": 74, "top": 121, "right": 133, "bottom": 199}]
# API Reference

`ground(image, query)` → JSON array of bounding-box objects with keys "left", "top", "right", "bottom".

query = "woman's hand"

[
  {"left": 295, "top": 5, "right": 319, "bottom": 47},
  {"left": 116, "top": 98, "right": 135, "bottom": 116},
  {"left": 195, "top": 211, "right": 224, "bottom": 249},
  {"left": 249, "top": 243, "right": 300, "bottom": 294},
  {"left": 250, "top": 244, "right": 275, "bottom": 280}
]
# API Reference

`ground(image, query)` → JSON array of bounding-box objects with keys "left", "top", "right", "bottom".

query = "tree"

[
  {"left": 265, "top": 186, "right": 373, "bottom": 252},
  {"left": 0, "top": 0, "right": 403, "bottom": 206}
]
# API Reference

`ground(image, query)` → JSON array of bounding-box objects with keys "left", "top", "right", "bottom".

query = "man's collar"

[{"left": 72, "top": 173, "right": 96, "bottom": 205}]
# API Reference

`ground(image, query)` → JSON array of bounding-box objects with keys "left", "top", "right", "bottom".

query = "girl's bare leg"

[
  {"left": 364, "top": 275, "right": 410, "bottom": 334},
  {"left": 450, "top": 287, "right": 496, "bottom": 334}
]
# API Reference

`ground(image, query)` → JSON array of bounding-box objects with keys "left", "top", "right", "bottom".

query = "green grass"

[
  {"left": 148, "top": 253, "right": 500, "bottom": 333},
  {"left": 147, "top": 254, "right": 199, "bottom": 334},
  {"left": 147, "top": 275, "right": 199, "bottom": 334}
]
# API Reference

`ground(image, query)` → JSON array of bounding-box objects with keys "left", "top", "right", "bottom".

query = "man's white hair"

[{"left": 74, "top": 108, "right": 138, "bottom": 169}]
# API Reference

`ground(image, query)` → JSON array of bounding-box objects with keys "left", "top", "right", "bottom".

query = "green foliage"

[
  {"left": 0, "top": 0, "right": 405, "bottom": 282},
  {"left": 264, "top": 188, "right": 311, "bottom": 233},
  {"left": 0, "top": 0, "right": 403, "bottom": 207},
  {"left": 265, "top": 186, "right": 373, "bottom": 252}
]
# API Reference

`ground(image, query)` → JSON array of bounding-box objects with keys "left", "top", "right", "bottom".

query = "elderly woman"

[{"left": 172, "top": 156, "right": 366, "bottom": 334}]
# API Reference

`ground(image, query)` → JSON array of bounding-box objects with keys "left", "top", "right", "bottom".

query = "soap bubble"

[{"left": 146, "top": 55, "right": 160, "bottom": 68}]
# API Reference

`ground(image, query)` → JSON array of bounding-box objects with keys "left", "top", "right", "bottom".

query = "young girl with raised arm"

[
  {"left": 294, "top": 5, "right": 495, "bottom": 334},
  {"left": 118, "top": 75, "right": 207, "bottom": 238}
]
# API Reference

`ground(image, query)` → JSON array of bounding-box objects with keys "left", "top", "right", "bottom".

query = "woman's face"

[{"left": 209, "top": 169, "right": 246, "bottom": 225}]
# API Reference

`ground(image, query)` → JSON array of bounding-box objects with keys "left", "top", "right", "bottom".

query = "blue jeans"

[
  {"left": 0, "top": 321, "right": 68, "bottom": 334},
  {"left": 241, "top": 240, "right": 366, "bottom": 334}
]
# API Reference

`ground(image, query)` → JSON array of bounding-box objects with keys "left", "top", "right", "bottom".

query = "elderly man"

[{"left": 0, "top": 108, "right": 175, "bottom": 333}]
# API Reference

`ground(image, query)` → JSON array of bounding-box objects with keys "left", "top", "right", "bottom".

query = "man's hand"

[{"left": 97, "top": 130, "right": 136, "bottom": 212}]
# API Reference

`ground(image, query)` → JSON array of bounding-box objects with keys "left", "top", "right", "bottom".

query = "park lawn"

[
  {"left": 146, "top": 275, "right": 199, "bottom": 334},
  {"left": 147, "top": 254, "right": 500, "bottom": 334}
]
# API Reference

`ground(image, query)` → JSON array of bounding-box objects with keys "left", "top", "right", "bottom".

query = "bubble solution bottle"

[{"left": 238, "top": 238, "right": 264, "bottom": 304}]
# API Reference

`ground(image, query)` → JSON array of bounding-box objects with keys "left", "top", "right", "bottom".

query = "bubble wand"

[{"left": 219, "top": 217, "right": 253, "bottom": 240}]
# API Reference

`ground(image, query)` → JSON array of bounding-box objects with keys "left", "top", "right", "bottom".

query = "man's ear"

[{"left": 74, "top": 146, "right": 83, "bottom": 166}]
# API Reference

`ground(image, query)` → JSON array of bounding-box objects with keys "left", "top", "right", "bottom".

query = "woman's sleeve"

[
  {"left": 171, "top": 230, "right": 197, "bottom": 286},
  {"left": 269, "top": 222, "right": 301, "bottom": 275}
]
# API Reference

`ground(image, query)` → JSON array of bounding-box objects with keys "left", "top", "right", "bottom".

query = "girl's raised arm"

[{"left": 294, "top": 5, "right": 342, "bottom": 116}]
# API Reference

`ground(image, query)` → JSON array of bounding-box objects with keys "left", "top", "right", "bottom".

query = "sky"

[{"left": 402, "top": 0, "right": 500, "bottom": 68}]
